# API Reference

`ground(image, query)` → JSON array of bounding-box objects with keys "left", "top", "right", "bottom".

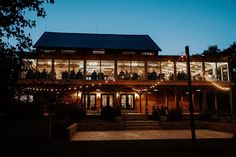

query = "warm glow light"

[
  {"left": 135, "top": 93, "right": 139, "bottom": 98},
  {"left": 211, "top": 82, "right": 230, "bottom": 91},
  {"left": 78, "top": 92, "right": 82, "bottom": 98},
  {"left": 116, "top": 93, "right": 119, "bottom": 98},
  {"left": 97, "top": 93, "right": 101, "bottom": 98}
]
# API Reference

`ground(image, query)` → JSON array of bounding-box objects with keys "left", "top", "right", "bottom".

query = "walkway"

[{"left": 71, "top": 129, "right": 234, "bottom": 141}]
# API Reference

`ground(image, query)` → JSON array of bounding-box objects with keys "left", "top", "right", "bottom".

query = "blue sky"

[{"left": 30, "top": 0, "right": 236, "bottom": 55}]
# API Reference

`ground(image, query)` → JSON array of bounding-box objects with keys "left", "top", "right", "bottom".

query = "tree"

[
  {"left": 0, "top": 0, "right": 54, "bottom": 114},
  {"left": 202, "top": 45, "right": 221, "bottom": 58}
]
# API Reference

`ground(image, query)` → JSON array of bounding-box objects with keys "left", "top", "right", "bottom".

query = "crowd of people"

[{"left": 118, "top": 70, "right": 140, "bottom": 80}]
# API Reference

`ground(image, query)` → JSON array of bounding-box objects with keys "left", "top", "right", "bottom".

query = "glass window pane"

[
  {"left": 109, "top": 95, "right": 113, "bottom": 107},
  {"left": 86, "top": 60, "right": 100, "bottom": 80},
  {"left": 131, "top": 61, "right": 145, "bottom": 80},
  {"left": 117, "top": 61, "right": 131, "bottom": 80},
  {"left": 22, "top": 59, "right": 37, "bottom": 79},
  {"left": 55, "top": 60, "right": 69, "bottom": 79},
  {"left": 217, "top": 62, "right": 229, "bottom": 81},
  {"left": 161, "top": 61, "right": 174, "bottom": 80},
  {"left": 102, "top": 95, "right": 107, "bottom": 108},
  {"left": 69, "top": 60, "right": 84, "bottom": 79},
  {"left": 101, "top": 60, "right": 114, "bottom": 80},
  {"left": 176, "top": 62, "right": 187, "bottom": 80},
  {"left": 37, "top": 59, "right": 52, "bottom": 72},
  {"left": 147, "top": 61, "right": 161, "bottom": 80},
  {"left": 128, "top": 94, "right": 134, "bottom": 108},
  {"left": 204, "top": 62, "right": 216, "bottom": 81},
  {"left": 121, "top": 95, "right": 127, "bottom": 108},
  {"left": 190, "top": 62, "right": 203, "bottom": 81}
]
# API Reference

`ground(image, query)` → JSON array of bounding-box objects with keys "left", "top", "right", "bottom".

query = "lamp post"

[{"left": 185, "top": 46, "right": 196, "bottom": 149}]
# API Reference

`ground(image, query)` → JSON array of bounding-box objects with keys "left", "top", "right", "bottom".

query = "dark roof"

[{"left": 34, "top": 32, "right": 161, "bottom": 52}]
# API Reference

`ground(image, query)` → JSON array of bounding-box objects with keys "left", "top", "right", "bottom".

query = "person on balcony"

[
  {"left": 49, "top": 71, "right": 56, "bottom": 80},
  {"left": 62, "top": 70, "right": 69, "bottom": 80},
  {"left": 76, "top": 69, "right": 83, "bottom": 80},
  {"left": 125, "top": 71, "right": 130, "bottom": 80},
  {"left": 151, "top": 70, "right": 157, "bottom": 80},
  {"left": 118, "top": 70, "right": 125, "bottom": 80},
  {"left": 26, "top": 69, "right": 34, "bottom": 79},
  {"left": 132, "top": 71, "right": 138, "bottom": 80},
  {"left": 98, "top": 71, "right": 104, "bottom": 80},
  {"left": 69, "top": 69, "right": 76, "bottom": 79},
  {"left": 91, "top": 70, "right": 97, "bottom": 80},
  {"left": 41, "top": 68, "right": 48, "bottom": 79}
]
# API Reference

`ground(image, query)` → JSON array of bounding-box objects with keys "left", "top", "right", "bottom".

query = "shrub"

[
  {"left": 167, "top": 108, "right": 183, "bottom": 121},
  {"left": 100, "top": 106, "right": 115, "bottom": 120}
]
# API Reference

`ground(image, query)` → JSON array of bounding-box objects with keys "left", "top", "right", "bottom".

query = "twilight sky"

[{"left": 30, "top": 0, "right": 236, "bottom": 55}]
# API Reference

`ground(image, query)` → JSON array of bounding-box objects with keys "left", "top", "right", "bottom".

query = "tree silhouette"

[
  {"left": 202, "top": 45, "right": 221, "bottom": 58},
  {"left": 0, "top": 0, "right": 54, "bottom": 114}
]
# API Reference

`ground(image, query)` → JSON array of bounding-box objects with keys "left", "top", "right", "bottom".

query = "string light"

[{"left": 211, "top": 82, "right": 230, "bottom": 91}]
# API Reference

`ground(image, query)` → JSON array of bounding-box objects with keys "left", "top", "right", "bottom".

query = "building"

[{"left": 18, "top": 32, "right": 235, "bottom": 115}]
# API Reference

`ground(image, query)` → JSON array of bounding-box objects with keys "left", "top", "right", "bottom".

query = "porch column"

[
  {"left": 174, "top": 61, "right": 177, "bottom": 80},
  {"left": 114, "top": 60, "right": 117, "bottom": 81},
  {"left": 83, "top": 60, "right": 86, "bottom": 80},
  {"left": 214, "top": 91, "right": 218, "bottom": 112},
  {"left": 144, "top": 61, "right": 147, "bottom": 80},
  {"left": 165, "top": 91, "right": 168, "bottom": 108}
]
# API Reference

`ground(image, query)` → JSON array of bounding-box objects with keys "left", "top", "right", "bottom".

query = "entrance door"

[
  {"left": 101, "top": 94, "right": 113, "bottom": 108},
  {"left": 84, "top": 94, "right": 96, "bottom": 111},
  {"left": 120, "top": 94, "right": 134, "bottom": 109}
]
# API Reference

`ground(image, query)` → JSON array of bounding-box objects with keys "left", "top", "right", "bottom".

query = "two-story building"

[{"left": 18, "top": 32, "right": 235, "bottom": 115}]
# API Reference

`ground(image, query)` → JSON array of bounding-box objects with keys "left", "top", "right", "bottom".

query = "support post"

[{"left": 185, "top": 46, "right": 196, "bottom": 149}]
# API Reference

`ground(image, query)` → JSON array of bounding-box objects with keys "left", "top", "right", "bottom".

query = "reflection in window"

[
  {"left": 101, "top": 60, "right": 114, "bottom": 80},
  {"left": 117, "top": 61, "right": 131, "bottom": 80},
  {"left": 69, "top": 60, "right": 84, "bottom": 79},
  {"left": 86, "top": 60, "right": 100, "bottom": 80},
  {"left": 55, "top": 60, "right": 69, "bottom": 79},
  {"left": 190, "top": 62, "right": 203, "bottom": 81},
  {"left": 204, "top": 62, "right": 216, "bottom": 81},
  {"left": 147, "top": 61, "right": 161, "bottom": 80},
  {"left": 101, "top": 95, "right": 113, "bottom": 108},
  {"left": 176, "top": 62, "right": 187, "bottom": 80},
  {"left": 131, "top": 61, "right": 145, "bottom": 80},
  {"left": 161, "top": 61, "right": 174, "bottom": 80},
  {"left": 217, "top": 62, "right": 229, "bottom": 81}
]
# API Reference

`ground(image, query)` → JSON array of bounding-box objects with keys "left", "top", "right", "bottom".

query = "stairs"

[{"left": 123, "top": 114, "right": 161, "bottom": 130}]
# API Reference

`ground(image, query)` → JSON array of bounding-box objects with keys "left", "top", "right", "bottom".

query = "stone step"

[
  {"left": 125, "top": 125, "right": 161, "bottom": 130},
  {"left": 125, "top": 120, "right": 160, "bottom": 126}
]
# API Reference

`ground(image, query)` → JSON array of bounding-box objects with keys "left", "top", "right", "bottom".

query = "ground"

[{"left": 1, "top": 118, "right": 236, "bottom": 157}]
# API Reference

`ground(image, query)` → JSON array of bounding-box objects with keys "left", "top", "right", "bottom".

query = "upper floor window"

[
  {"left": 217, "top": 62, "right": 229, "bottom": 81},
  {"left": 176, "top": 62, "right": 187, "bottom": 80},
  {"left": 190, "top": 62, "right": 203, "bottom": 81},
  {"left": 161, "top": 61, "right": 174, "bottom": 81},
  {"left": 204, "top": 62, "right": 216, "bottom": 81},
  {"left": 61, "top": 49, "right": 76, "bottom": 53},
  {"left": 141, "top": 52, "right": 155, "bottom": 55},
  {"left": 147, "top": 61, "right": 161, "bottom": 80},
  {"left": 41, "top": 49, "right": 56, "bottom": 53}
]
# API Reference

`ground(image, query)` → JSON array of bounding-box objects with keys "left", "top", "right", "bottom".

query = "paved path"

[{"left": 71, "top": 129, "right": 234, "bottom": 141}]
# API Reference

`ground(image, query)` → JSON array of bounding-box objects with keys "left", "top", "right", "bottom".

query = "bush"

[
  {"left": 167, "top": 108, "right": 183, "bottom": 121},
  {"left": 100, "top": 106, "right": 115, "bottom": 120}
]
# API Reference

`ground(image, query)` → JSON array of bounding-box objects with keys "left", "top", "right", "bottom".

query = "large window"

[
  {"left": 117, "top": 61, "right": 131, "bottom": 80},
  {"left": 131, "top": 61, "right": 145, "bottom": 80},
  {"left": 147, "top": 61, "right": 161, "bottom": 80},
  {"left": 21, "top": 59, "right": 37, "bottom": 79},
  {"left": 217, "top": 62, "right": 229, "bottom": 81},
  {"left": 55, "top": 60, "right": 69, "bottom": 79},
  {"left": 120, "top": 94, "right": 134, "bottom": 109},
  {"left": 176, "top": 62, "right": 187, "bottom": 80},
  {"left": 161, "top": 61, "right": 174, "bottom": 80},
  {"left": 204, "top": 62, "right": 216, "bottom": 81},
  {"left": 190, "top": 62, "right": 203, "bottom": 81},
  {"left": 86, "top": 60, "right": 100, "bottom": 80},
  {"left": 37, "top": 59, "right": 52, "bottom": 73},
  {"left": 101, "top": 60, "right": 115, "bottom": 80},
  {"left": 69, "top": 60, "right": 84, "bottom": 79}
]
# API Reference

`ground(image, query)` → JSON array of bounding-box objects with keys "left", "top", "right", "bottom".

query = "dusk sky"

[{"left": 30, "top": 0, "right": 236, "bottom": 55}]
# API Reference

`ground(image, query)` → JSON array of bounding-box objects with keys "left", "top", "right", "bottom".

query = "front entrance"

[
  {"left": 120, "top": 94, "right": 135, "bottom": 109},
  {"left": 101, "top": 94, "right": 114, "bottom": 108},
  {"left": 82, "top": 94, "right": 96, "bottom": 111}
]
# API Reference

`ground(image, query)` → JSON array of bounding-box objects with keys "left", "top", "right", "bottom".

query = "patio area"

[{"left": 71, "top": 129, "right": 234, "bottom": 141}]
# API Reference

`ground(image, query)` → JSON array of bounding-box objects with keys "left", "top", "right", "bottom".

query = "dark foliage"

[
  {"left": 167, "top": 108, "right": 183, "bottom": 121},
  {"left": 100, "top": 106, "right": 116, "bottom": 120}
]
